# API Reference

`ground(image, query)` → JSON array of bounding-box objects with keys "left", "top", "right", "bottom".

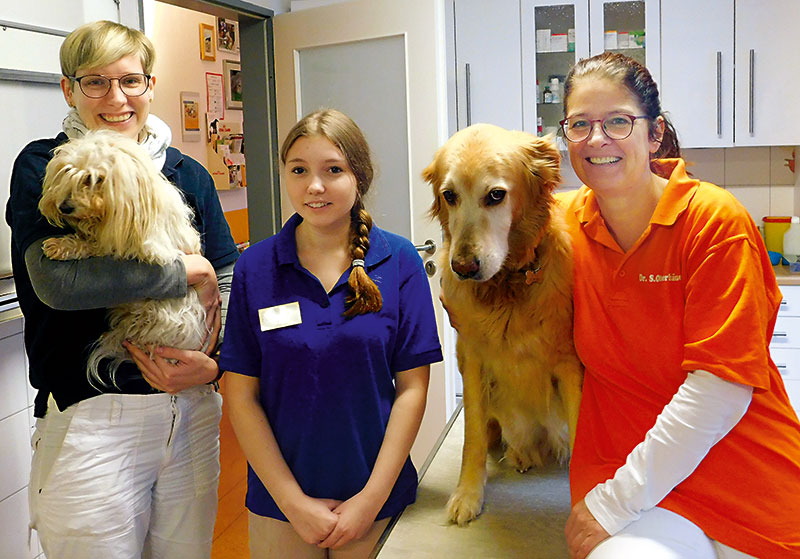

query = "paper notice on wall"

[{"left": 206, "top": 72, "right": 225, "bottom": 120}]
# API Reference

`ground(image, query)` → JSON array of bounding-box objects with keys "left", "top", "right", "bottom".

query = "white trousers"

[
  {"left": 588, "top": 507, "right": 757, "bottom": 559},
  {"left": 29, "top": 386, "right": 222, "bottom": 559}
]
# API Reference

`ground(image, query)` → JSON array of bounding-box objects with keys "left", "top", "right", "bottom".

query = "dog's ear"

[
  {"left": 422, "top": 153, "right": 445, "bottom": 220},
  {"left": 39, "top": 159, "right": 74, "bottom": 227},
  {"left": 519, "top": 134, "right": 562, "bottom": 192}
]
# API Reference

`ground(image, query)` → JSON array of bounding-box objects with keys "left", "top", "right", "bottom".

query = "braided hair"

[
  {"left": 563, "top": 52, "right": 681, "bottom": 162},
  {"left": 280, "top": 109, "right": 382, "bottom": 317}
]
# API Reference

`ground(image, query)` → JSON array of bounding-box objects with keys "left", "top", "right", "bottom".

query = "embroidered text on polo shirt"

[{"left": 639, "top": 273, "right": 682, "bottom": 283}]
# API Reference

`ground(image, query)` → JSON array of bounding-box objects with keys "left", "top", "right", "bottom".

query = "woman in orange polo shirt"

[{"left": 559, "top": 52, "right": 800, "bottom": 559}]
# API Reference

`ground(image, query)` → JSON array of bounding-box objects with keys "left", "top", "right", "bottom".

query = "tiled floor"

[{"left": 212, "top": 378, "right": 250, "bottom": 559}]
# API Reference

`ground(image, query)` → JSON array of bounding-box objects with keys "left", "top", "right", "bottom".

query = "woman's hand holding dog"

[
  {"left": 124, "top": 342, "right": 219, "bottom": 393},
  {"left": 565, "top": 498, "right": 610, "bottom": 559},
  {"left": 181, "top": 254, "right": 222, "bottom": 337}
]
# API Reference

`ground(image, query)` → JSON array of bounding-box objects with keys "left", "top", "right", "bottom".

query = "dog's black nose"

[
  {"left": 452, "top": 258, "right": 480, "bottom": 279},
  {"left": 58, "top": 201, "right": 74, "bottom": 214}
]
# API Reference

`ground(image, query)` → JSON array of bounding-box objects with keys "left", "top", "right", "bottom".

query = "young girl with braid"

[{"left": 220, "top": 109, "right": 443, "bottom": 559}]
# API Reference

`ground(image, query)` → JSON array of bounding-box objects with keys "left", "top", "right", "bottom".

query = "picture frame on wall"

[
  {"left": 223, "top": 60, "right": 243, "bottom": 110},
  {"left": 216, "top": 17, "right": 239, "bottom": 53},
  {"left": 199, "top": 23, "right": 215, "bottom": 61},
  {"left": 180, "top": 91, "right": 201, "bottom": 142}
]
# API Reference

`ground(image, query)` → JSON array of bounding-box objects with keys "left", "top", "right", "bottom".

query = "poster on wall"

[
  {"left": 216, "top": 17, "right": 239, "bottom": 53},
  {"left": 223, "top": 60, "right": 243, "bottom": 110},
  {"left": 205, "top": 72, "right": 224, "bottom": 120},
  {"left": 180, "top": 91, "right": 201, "bottom": 142}
]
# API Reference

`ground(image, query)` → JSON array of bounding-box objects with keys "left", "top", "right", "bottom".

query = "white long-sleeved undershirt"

[{"left": 584, "top": 369, "right": 754, "bottom": 535}]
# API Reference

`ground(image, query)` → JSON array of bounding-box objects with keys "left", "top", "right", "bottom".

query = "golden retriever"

[{"left": 423, "top": 123, "right": 583, "bottom": 525}]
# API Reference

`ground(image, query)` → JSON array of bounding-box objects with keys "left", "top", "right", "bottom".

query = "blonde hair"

[
  {"left": 60, "top": 20, "right": 156, "bottom": 78},
  {"left": 280, "top": 109, "right": 382, "bottom": 317}
]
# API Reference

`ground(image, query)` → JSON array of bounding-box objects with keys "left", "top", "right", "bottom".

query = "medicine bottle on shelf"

[
  {"left": 550, "top": 77, "right": 561, "bottom": 104},
  {"left": 784, "top": 216, "right": 800, "bottom": 264},
  {"left": 543, "top": 85, "right": 552, "bottom": 104}
]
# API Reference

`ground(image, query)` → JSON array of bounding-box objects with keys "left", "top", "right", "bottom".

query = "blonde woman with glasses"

[{"left": 6, "top": 20, "right": 238, "bottom": 558}]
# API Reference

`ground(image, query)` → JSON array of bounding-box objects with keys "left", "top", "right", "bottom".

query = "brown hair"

[
  {"left": 60, "top": 20, "right": 156, "bottom": 78},
  {"left": 280, "top": 109, "right": 382, "bottom": 317},
  {"left": 563, "top": 52, "right": 680, "bottom": 161}
]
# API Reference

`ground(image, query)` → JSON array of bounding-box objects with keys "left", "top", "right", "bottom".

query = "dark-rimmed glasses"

[
  {"left": 69, "top": 73, "right": 152, "bottom": 99},
  {"left": 559, "top": 114, "right": 651, "bottom": 142}
]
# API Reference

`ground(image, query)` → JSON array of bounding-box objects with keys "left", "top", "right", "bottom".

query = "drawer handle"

[
  {"left": 773, "top": 332, "right": 788, "bottom": 338},
  {"left": 781, "top": 300, "right": 788, "bottom": 306},
  {"left": 776, "top": 363, "right": 787, "bottom": 372}
]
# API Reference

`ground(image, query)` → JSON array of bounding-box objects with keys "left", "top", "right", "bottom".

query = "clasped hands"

[{"left": 286, "top": 491, "right": 381, "bottom": 550}]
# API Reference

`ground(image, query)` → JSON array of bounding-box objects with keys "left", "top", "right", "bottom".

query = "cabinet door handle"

[
  {"left": 465, "top": 63, "right": 472, "bottom": 127},
  {"left": 749, "top": 49, "right": 755, "bottom": 135},
  {"left": 776, "top": 364, "right": 788, "bottom": 375},
  {"left": 773, "top": 331, "right": 788, "bottom": 338},
  {"left": 716, "top": 51, "right": 722, "bottom": 136}
]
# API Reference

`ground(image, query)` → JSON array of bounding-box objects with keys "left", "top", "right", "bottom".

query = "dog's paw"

[
  {"left": 504, "top": 444, "right": 544, "bottom": 473},
  {"left": 446, "top": 485, "right": 484, "bottom": 526},
  {"left": 41, "top": 237, "right": 78, "bottom": 260}
]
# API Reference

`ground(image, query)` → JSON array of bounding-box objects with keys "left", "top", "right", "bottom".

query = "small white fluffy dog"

[{"left": 39, "top": 130, "right": 208, "bottom": 387}]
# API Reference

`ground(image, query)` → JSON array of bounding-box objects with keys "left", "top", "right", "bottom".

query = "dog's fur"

[
  {"left": 39, "top": 130, "right": 207, "bottom": 387},
  {"left": 423, "top": 123, "right": 583, "bottom": 525}
]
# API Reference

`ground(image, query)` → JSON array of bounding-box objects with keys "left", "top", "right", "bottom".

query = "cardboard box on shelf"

[{"left": 207, "top": 117, "right": 246, "bottom": 190}]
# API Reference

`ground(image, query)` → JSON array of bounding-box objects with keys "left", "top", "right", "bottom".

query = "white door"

[
  {"left": 453, "top": 0, "right": 525, "bottom": 131},
  {"left": 660, "top": 0, "right": 734, "bottom": 148},
  {"left": 734, "top": 0, "right": 800, "bottom": 146},
  {"left": 273, "top": 0, "right": 456, "bottom": 466}
]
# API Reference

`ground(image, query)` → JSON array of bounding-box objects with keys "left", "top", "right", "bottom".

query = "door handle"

[
  {"left": 415, "top": 240, "right": 436, "bottom": 254},
  {"left": 716, "top": 51, "right": 722, "bottom": 136},
  {"left": 749, "top": 49, "right": 755, "bottom": 135},
  {"left": 465, "top": 63, "right": 472, "bottom": 127}
]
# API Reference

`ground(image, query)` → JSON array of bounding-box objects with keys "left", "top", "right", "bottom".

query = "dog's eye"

[
  {"left": 442, "top": 190, "right": 457, "bottom": 205},
  {"left": 485, "top": 189, "right": 506, "bottom": 206}
]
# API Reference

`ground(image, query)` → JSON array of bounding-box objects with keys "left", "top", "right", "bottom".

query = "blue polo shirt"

[{"left": 219, "top": 213, "right": 443, "bottom": 521}]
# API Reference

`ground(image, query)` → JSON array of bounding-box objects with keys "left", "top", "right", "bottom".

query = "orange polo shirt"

[{"left": 559, "top": 159, "right": 800, "bottom": 557}]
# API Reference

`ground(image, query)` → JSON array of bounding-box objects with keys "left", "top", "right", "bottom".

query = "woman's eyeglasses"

[
  {"left": 559, "top": 114, "right": 651, "bottom": 142},
  {"left": 69, "top": 73, "right": 152, "bottom": 98}
]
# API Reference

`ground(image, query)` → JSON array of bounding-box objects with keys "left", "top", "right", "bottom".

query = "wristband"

[{"left": 207, "top": 350, "right": 224, "bottom": 390}]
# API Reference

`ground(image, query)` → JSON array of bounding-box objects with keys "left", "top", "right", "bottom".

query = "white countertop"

[
  {"left": 775, "top": 265, "right": 800, "bottom": 286},
  {"left": 374, "top": 405, "right": 571, "bottom": 559}
]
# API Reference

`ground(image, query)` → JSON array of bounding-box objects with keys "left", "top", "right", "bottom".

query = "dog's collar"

[
  {"left": 518, "top": 227, "right": 546, "bottom": 285},
  {"left": 520, "top": 259, "right": 543, "bottom": 285}
]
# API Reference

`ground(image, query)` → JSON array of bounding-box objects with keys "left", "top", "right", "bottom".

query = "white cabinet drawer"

[
  {"left": 784, "top": 380, "right": 800, "bottom": 414},
  {"left": 0, "top": 410, "right": 32, "bottom": 501},
  {"left": 769, "top": 348, "right": 800, "bottom": 381},
  {"left": 0, "top": 487, "right": 41, "bottom": 559},
  {"left": 0, "top": 333, "right": 28, "bottom": 422},
  {"left": 778, "top": 285, "right": 800, "bottom": 317},
  {"left": 771, "top": 317, "right": 800, "bottom": 348}
]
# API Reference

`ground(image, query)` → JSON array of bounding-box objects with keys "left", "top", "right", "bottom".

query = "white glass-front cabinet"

[
  {"left": 661, "top": 0, "right": 800, "bottom": 147},
  {"left": 521, "top": 0, "right": 659, "bottom": 137},
  {"left": 589, "top": 0, "right": 660, "bottom": 82},
  {"left": 521, "top": 1, "right": 589, "bottom": 138}
]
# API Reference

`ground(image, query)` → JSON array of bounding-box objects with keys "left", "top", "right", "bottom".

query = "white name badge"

[{"left": 258, "top": 301, "right": 302, "bottom": 331}]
